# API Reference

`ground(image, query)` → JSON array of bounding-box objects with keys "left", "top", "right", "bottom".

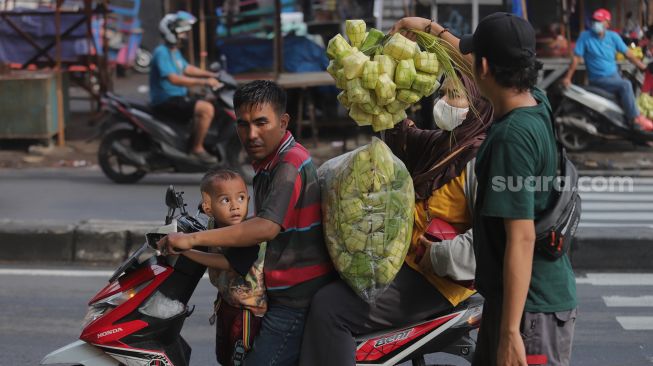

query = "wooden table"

[{"left": 234, "top": 71, "right": 335, "bottom": 146}]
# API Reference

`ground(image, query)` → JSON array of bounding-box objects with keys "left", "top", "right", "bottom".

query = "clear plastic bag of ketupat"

[{"left": 317, "top": 137, "right": 415, "bottom": 304}]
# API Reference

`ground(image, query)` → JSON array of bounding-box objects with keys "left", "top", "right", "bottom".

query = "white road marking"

[
  {"left": 616, "top": 316, "right": 653, "bottom": 330},
  {"left": 603, "top": 296, "right": 653, "bottom": 307},
  {"left": 0, "top": 268, "right": 209, "bottom": 279},
  {"left": 576, "top": 273, "right": 653, "bottom": 286},
  {"left": 0, "top": 269, "right": 113, "bottom": 277}
]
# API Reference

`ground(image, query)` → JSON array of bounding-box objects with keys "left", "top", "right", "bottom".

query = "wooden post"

[
  {"left": 55, "top": 0, "right": 65, "bottom": 147},
  {"left": 579, "top": 0, "right": 585, "bottom": 32},
  {"left": 273, "top": 0, "right": 283, "bottom": 77},
  {"left": 199, "top": 0, "right": 207, "bottom": 70},
  {"left": 187, "top": 0, "right": 196, "bottom": 66}
]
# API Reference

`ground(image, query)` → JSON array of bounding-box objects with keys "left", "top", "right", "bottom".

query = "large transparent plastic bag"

[{"left": 318, "top": 138, "right": 415, "bottom": 303}]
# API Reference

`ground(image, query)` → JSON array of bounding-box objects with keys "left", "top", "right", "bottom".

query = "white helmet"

[{"left": 159, "top": 11, "right": 197, "bottom": 46}]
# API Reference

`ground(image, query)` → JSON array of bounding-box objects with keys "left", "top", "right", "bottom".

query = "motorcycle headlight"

[
  {"left": 81, "top": 305, "right": 109, "bottom": 329},
  {"left": 81, "top": 280, "right": 152, "bottom": 329}
]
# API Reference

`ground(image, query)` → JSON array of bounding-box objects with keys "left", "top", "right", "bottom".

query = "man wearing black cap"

[
  {"left": 460, "top": 13, "right": 577, "bottom": 366},
  {"left": 393, "top": 13, "right": 577, "bottom": 366}
]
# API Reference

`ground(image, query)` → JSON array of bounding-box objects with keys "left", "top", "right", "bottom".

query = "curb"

[
  {"left": 0, "top": 219, "right": 159, "bottom": 263},
  {"left": 1, "top": 220, "right": 652, "bottom": 270}
]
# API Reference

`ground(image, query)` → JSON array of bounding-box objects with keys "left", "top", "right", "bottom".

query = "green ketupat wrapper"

[
  {"left": 372, "top": 112, "right": 394, "bottom": 132},
  {"left": 394, "top": 59, "right": 417, "bottom": 89},
  {"left": 374, "top": 54, "right": 397, "bottom": 76},
  {"left": 383, "top": 32, "right": 418, "bottom": 60},
  {"left": 342, "top": 49, "right": 369, "bottom": 80},
  {"left": 360, "top": 28, "right": 385, "bottom": 54},
  {"left": 349, "top": 104, "right": 373, "bottom": 126},
  {"left": 326, "top": 60, "right": 339, "bottom": 78},
  {"left": 345, "top": 19, "right": 366, "bottom": 48},
  {"left": 412, "top": 72, "right": 438, "bottom": 96},
  {"left": 335, "top": 68, "right": 347, "bottom": 89},
  {"left": 414, "top": 51, "right": 440, "bottom": 74},
  {"left": 391, "top": 108, "right": 408, "bottom": 123},
  {"left": 385, "top": 99, "right": 410, "bottom": 114},
  {"left": 318, "top": 138, "right": 414, "bottom": 303},
  {"left": 337, "top": 91, "right": 352, "bottom": 108},
  {"left": 327, "top": 34, "right": 352, "bottom": 61},
  {"left": 361, "top": 60, "right": 380, "bottom": 89},
  {"left": 346, "top": 78, "right": 371, "bottom": 104},
  {"left": 375, "top": 73, "right": 396, "bottom": 102},
  {"left": 397, "top": 89, "right": 421, "bottom": 104}
]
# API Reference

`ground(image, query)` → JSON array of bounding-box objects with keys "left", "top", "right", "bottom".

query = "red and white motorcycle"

[{"left": 41, "top": 186, "right": 484, "bottom": 366}]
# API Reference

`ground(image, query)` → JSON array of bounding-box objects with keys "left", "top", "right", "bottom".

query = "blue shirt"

[
  {"left": 574, "top": 30, "right": 628, "bottom": 80},
  {"left": 149, "top": 45, "right": 189, "bottom": 105}
]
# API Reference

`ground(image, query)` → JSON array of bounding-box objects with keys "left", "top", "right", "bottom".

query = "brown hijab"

[{"left": 384, "top": 75, "right": 494, "bottom": 200}]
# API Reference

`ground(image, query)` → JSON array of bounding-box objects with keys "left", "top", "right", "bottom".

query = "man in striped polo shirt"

[{"left": 158, "top": 80, "right": 334, "bottom": 365}]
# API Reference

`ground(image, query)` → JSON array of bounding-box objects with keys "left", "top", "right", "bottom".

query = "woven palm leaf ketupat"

[
  {"left": 325, "top": 19, "right": 468, "bottom": 131},
  {"left": 318, "top": 138, "right": 415, "bottom": 303}
]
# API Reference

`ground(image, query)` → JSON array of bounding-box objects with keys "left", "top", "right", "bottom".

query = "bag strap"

[{"left": 538, "top": 88, "right": 569, "bottom": 177}]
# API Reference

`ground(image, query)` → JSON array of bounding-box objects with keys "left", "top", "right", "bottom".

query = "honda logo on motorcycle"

[
  {"left": 374, "top": 329, "right": 411, "bottom": 347},
  {"left": 97, "top": 327, "right": 123, "bottom": 339}
]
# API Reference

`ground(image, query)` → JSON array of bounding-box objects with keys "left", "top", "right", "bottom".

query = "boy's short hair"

[
  {"left": 233, "top": 80, "right": 287, "bottom": 115},
  {"left": 200, "top": 168, "right": 243, "bottom": 195}
]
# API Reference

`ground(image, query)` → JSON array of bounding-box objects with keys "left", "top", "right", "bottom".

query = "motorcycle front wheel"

[{"left": 98, "top": 129, "right": 148, "bottom": 184}]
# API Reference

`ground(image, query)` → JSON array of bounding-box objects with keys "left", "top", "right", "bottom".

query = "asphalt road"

[
  {"left": 1, "top": 265, "right": 652, "bottom": 366},
  {"left": 2, "top": 168, "right": 653, "bottom": 229}
]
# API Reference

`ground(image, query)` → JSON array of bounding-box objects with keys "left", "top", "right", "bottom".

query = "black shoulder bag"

[{"left": 534, "top": 104, "right": 582, "bottom": 260}]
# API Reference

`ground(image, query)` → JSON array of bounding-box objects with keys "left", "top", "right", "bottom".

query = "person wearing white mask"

[{"left": 299, "top": 18, "right": 494, "bottom": 364}]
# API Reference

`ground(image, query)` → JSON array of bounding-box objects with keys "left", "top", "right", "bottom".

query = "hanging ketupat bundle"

[
  {"left": 326, "top": 19, "right": 466, "bottom": 131},
  {"left": 319, "top": 138, "right": 415, "bottom": 303}
]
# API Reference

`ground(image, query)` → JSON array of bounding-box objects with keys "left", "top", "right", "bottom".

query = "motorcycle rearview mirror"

[
  {"left": 209, "top": 61, "right": 222, "bottom": 73},
  {"left": 165, "top": 185, "right": 179, "bottom": 209}
]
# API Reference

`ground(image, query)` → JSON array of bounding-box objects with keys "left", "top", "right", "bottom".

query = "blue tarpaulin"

[{"left": 0, "top": 8, "right": 90, "bottom": 64}]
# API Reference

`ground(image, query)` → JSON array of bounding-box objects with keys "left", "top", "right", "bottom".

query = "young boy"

[
  {"left": 158, "top": 80, "right": 333, "bottom": 365},
  {"left": 181, "top": 168, "right": 266, "bottom": 366}
]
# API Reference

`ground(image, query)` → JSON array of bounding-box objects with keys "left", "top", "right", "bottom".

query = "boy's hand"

[{"left": 157, "top": 232, "right": 193, "bottom": 255}]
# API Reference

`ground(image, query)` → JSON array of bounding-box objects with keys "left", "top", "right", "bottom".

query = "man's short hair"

[
  {"left": 233, "top": 80, "right": 287, "bottom": 115},
  {"left": 200, "top": 168, "right": 242, "bottom": 195},
  {"left": 475, "top": 56, "right": 543, "bottom": 92}
]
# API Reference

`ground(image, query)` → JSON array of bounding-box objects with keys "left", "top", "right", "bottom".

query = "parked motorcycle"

[
  {"left": 97, "top": 68, "right": 253, "bottom": 184},
  {"left": 554, "top": 67, "right": 653, "bottom": 151},
  {"left": 40, "top": 185, "right": 484, "bottom": 366}
]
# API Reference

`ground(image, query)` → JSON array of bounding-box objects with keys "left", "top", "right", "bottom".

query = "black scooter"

[
  {"left": 97, "top": 67, "right": 253, "bottom": 184},
  {"left": 554, "top": 67, "right": 653, "bottom": 151}
]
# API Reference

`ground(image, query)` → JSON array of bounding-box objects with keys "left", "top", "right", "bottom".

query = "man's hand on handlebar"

[
  {"left": 561, "top": 77, "right": 572, "bottom": 89},
  {"left": 157, "top": 232, "right": 193, "bottom": 255},
  {"left": 206, "top": 77, "right": 223, "bottom": 91}
]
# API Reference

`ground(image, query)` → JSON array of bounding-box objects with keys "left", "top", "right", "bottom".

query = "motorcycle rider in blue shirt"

[
  {"left": 562, "top": 8, "right": 653, "bottom": 132},
  {"left": 150, "top": 11, "right": 222, "bottom": 163}
]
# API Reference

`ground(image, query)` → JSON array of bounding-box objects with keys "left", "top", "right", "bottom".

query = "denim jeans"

[
  {"left": 589, "top": 72, "right": 639, "bottom": 120},
  {"left": 244, "top": 304, "right": 307, "bottom": 366}
]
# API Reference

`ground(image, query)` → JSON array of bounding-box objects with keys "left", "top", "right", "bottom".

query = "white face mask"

[{"left": 433, "top": 98, "right": 469, "bottom": 131}]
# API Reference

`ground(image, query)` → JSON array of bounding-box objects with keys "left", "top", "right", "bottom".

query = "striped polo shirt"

[{"left": 253, "top": 131, "right": 334, "bottom": 308}]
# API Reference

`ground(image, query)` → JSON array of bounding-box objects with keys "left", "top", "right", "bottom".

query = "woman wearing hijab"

[{"left": 298, "top": 20, "right": 494, "bottom": 366}]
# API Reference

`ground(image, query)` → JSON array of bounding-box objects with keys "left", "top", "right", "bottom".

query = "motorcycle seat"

[{"left": 581, "top": 85, "right": 618, "bottom": 101}]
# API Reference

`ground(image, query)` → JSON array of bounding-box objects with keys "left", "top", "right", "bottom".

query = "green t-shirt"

[{"left": 473, "top": 88, "right": 577, "bottom": 313}]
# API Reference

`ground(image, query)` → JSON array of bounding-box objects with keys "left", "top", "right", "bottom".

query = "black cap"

[{"left": 459, "top": 12, "right": 536, "bottom": 67}]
